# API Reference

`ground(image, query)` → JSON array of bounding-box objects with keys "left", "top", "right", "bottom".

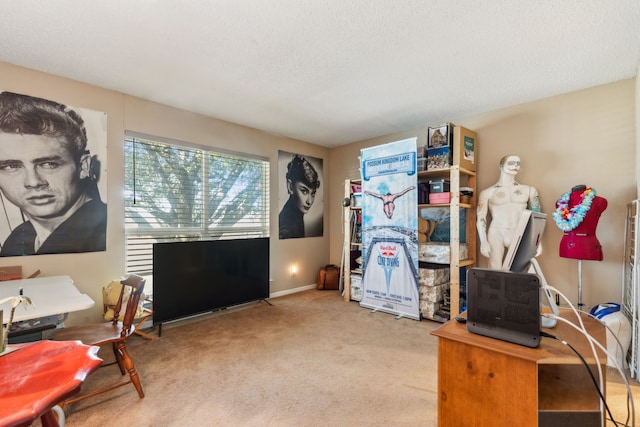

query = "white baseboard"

[{"left": 269, "top": 284, "right": 316, "bottom": 299}]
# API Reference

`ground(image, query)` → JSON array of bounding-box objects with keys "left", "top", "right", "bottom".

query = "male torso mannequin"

[
  {"left": 556, "top": 185, "right": 607, "bottom": 260},
  {"left": 476, "top": 155, "right": 541, "bottom": 269}
]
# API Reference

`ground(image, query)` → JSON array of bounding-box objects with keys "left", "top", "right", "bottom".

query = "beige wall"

[
  {"left": 1, "top": 59, "right": 636, "bottom": 325},
  {"left": 330, "top": 79, "right": 637, "bottom": 308},
  {"left": 637, "top": 61, "right": 640, "bottom": 199},
  {"left": 0, "top": 61, "right": 331, "bottom": 324}
]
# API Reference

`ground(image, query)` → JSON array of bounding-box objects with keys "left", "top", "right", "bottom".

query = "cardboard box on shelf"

[{"left": 453, "top": 126, "right": 477, "bottom": 171}]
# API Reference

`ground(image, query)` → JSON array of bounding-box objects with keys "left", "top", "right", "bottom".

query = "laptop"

[{"left": 466, "top": 268, "right": 541, "bottom": 348}]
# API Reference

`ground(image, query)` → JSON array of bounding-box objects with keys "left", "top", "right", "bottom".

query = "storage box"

[
  {"left": 419, "top": 242, "right": 469, "bottom": 264},
  {"left": 352, "top": 192, "right": 362, "bottom": 207},
  {"left": 350, "top": 273, "right": 362, "bottom": 301},
  {"left": 420, "top": 299, "right": 442, "bottom": 319},
  {"left": 429, "top": 192, "right": 450, "bottom": 204},
  {"left": 429, "top": 179, "right": 450, "bottom": 193},
  {"left": 453, "top": 126, "right": 477, "bottom": 171},
  {"left": 419, "top": 282, "right": 449, "bottom": 303},
  {"left": 427, "top": 123, "right": 453, "bottom": 149},
  {"left": 418, "top": 264, "right": 450, "bottom": 286}
]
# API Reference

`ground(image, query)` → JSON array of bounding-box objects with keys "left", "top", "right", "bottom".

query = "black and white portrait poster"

[
  {"left": 0, "top": 91, "right": 108, "bottom": 256},
  {"left": 278, "top": 150, "right": 323, "bottom": 239}
]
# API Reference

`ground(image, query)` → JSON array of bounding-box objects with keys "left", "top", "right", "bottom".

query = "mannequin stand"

[{"left": 577, "top": 259, "right": 584, "bottom": 308}]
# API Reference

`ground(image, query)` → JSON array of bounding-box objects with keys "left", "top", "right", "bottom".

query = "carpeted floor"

[{"left": 50, "top": 290, "right": 638, "bottom": 426}]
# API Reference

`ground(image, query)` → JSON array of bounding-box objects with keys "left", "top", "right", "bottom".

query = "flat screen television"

[
  {"left": 500, "top": 210, "right": 558, "bottom": 328},
  {"left": 152, "top": 238, "right": 269, "bottom": 329}
]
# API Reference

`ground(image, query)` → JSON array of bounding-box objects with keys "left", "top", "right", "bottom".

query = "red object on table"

[{"left": 0, "top": 340, "right": 101, "bottom": 427}]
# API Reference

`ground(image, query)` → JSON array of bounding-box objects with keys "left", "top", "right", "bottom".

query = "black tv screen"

[{"left": 152, "top": 238, "right": 269, "bottom": 326}]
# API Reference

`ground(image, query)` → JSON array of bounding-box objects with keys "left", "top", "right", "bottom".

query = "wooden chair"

[
  {"left": 51, "top": 274, "right": 146, "bottom": 406},
  {"left": 132, "top": 297, "right": 155, "bottom": 340},
  {"left": 102, "top": 282, "right": 155, "bottom": 340}
]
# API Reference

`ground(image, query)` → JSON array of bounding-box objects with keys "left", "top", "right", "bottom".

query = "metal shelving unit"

[{"left": 622, "top": 199, "right": 639, "bottom": 379}]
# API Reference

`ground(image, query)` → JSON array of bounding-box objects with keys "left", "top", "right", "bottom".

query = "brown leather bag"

[{"left": 317, "top": 264, "right": 340, "bottom": 290}]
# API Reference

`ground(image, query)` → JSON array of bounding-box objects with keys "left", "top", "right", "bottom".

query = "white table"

[{"left": 0, "top": 275, "right": 94, "bottom": 324}]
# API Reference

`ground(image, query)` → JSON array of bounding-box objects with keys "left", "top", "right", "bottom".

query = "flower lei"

[{"left": 552, "top": 187, "right": 596, "bottom": 231}]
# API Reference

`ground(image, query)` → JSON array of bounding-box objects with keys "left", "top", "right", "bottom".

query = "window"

[{"left": 124, "top": 133, "right": 270, "bottom": 275}]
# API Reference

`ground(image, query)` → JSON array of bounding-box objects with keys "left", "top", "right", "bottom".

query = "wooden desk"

[
  {"left": 430, "top": 310, "right": 606, "bottom": 427},
  {"left": 0, "top": 340, "right": 101, "bottom": 427}
]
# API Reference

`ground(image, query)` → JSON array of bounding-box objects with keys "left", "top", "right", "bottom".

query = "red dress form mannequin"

[
  {"left": 556, "top": 185, "right": 607, "bottom": 307},
  {"left": 557, "top": 186, "right": 607, "bottom": 260}
]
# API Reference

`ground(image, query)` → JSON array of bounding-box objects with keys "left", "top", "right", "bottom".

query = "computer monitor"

[
  {"left": 501, "top": 210, "right": 558, "bottom": 328},
  {"left": 502, "top": 210, "right": 546, "bottom": 273}
]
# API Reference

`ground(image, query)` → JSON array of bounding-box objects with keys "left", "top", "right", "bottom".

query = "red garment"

[{"left": 557, "top": 192, "right": 607, "bottom": 260}]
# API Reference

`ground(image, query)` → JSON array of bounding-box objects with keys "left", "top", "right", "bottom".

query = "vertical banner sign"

[{"left": 360, "top": 138, "right": 420, "bottom": 320}]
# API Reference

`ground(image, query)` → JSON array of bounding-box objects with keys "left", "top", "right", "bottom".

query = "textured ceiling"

[{"left": 1, "top": 1, "right": 639, "bottom": 147}]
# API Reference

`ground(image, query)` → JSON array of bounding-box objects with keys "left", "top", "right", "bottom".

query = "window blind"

[{"left": 124, "top": 135, "right": 269, "bottom": 275}]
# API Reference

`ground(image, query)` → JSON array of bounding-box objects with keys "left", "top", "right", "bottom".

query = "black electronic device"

[
  {"left": 152, "top": 238, "right": 270, "bottom": 329},
  {"left": 466, "top": 268, "right": 541, "bottom": 348}
]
